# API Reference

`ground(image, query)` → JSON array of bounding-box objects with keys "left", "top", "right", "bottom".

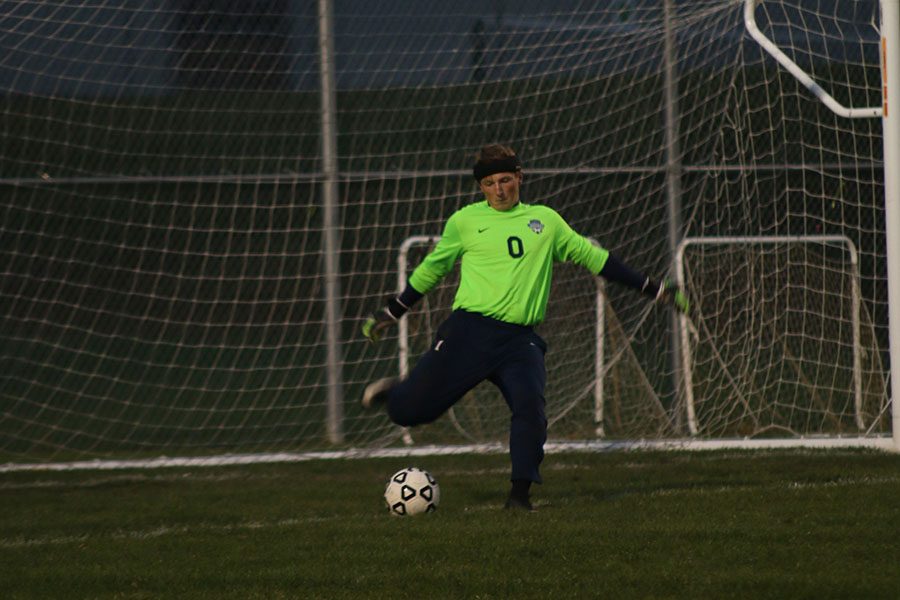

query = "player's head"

[{"left": 473, "top": 144, "right": 522, "bottom": 212}]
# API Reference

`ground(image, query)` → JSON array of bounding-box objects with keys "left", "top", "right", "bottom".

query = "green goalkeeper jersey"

[{"left": 408, "top": 200, "right": 609, "bottom": 326}]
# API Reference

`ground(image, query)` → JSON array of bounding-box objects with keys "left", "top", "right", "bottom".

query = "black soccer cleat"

[
  {"left": 504, "top": 494, "right": 535, "bottom": 512},
  {"left": 361, "top": 376, "right": 399, "bottom": 409},
  {"left": 505, "top": 479, "right": 534, "bottom": 511}
]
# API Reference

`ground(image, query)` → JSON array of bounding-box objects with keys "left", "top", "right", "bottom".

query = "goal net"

[
  {"left": 679, "top": 236, "right": 886, "bottom": 438},
  {"left": 0, "top": 0, "right": 891, "bottom": 466}
]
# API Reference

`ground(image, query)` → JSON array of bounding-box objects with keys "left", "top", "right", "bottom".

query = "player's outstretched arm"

[{"left": 597, "top": 254, "right": 690, "bottom": 315}]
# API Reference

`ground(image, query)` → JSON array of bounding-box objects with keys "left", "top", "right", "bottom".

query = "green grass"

[{"left": 2, "top": 449, "right": 899, "bottom": 599}]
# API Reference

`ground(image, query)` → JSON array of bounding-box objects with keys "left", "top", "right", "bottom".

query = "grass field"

[{"left": 2, "top": 448, "right": 899, "bottom": 599}]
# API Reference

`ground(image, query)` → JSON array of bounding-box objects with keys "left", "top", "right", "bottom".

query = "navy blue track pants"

[{"left": 386, "top": 310, "right": 548, "bottom": 484}]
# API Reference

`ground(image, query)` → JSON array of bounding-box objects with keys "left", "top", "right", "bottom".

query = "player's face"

[{"left": 479, "top": 171, "right": 522, "bottom": 212}]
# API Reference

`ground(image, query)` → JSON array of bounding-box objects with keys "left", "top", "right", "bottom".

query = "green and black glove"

[
  {"left": 655, "top": 279, "right": 690, "bottom": 315},
  {"left": 361, "top": 310, "right": 394, "bottom": 343},
  {"left": 361, "top": 297, "right": 409, "bottom": 343}
]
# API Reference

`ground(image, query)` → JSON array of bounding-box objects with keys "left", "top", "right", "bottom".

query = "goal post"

[
  {"left": 744, "top": 0, "right": 900, "bottom": 449},
  {"left": 879, "top": 0, "right": 900, "bottom": 450}
]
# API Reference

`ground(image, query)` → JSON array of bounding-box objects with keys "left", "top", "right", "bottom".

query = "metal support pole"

[
  {"left": 318, "top": 0, "right": 344, "bottom": 444},
  {"left": 880, "top": 0, "right": 900, "bottom": 450},
  {"left": 745, "top": 0, "right": 882, "bottom": 118},
  {"left": 663, "top": 0, "right": 686, "bottom": 426},
  {"left": 594, "top": 278, "right": 606, "bottom": 438}
]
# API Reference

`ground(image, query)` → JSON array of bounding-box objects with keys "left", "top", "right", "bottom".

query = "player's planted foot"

[
  {"left": 504, "top": 495, "right": 534, "bottom": 511},
  {"left": 361, "top": 377, "right": 399, "bottom": 409},
  {"left": 504, "top": 479, "right": 535, "bottom": 511}
]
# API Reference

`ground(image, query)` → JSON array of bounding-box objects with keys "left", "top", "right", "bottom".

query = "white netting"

[
  {"left": 680, "top": 237, "right": 886, "bottom": 437},
  {"left": 0, "top": 0, "right": 890, "bottom": 464}
]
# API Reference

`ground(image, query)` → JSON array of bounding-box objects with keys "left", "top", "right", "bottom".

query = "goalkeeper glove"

[
  {"left": 361, "top": 297, "right": 408, "bottom": 343},
  {"left": 655, "top": 279, "right": 690, "bottom": 315}
]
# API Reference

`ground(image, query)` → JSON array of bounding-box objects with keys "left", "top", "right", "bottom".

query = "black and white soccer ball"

[{"left": 383, "top": 467, "right": 440, "bottom": 516}]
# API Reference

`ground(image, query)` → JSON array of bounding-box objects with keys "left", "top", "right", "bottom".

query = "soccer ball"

[{"left": 383, "top": 467, "right": 440, "bottom": 516}]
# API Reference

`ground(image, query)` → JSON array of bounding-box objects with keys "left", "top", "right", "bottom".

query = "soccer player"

[{"left": 361, "top": 144, "right": 689, "bottom": 511}]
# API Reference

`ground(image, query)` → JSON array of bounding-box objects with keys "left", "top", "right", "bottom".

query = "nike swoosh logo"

[{"left": 478, "top": 228, "right": 489, "bottom": 233}]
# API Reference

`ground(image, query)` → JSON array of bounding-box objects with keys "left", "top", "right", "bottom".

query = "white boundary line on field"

[{"left": 0, "top": 437, "right": 894, "bottom": 473}]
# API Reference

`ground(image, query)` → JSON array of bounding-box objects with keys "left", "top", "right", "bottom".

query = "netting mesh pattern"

[{"left": 0, "top": 1, "right": 889, "bottom": 462}]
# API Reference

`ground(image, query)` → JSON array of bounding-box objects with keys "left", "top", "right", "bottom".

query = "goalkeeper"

[{"left": 361, "top": 144, "right": 689, "bottom": 511}]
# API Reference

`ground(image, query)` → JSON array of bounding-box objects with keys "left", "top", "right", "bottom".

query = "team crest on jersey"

[{"left": 527, "top": 219, "right": 544, "bottom": 234}]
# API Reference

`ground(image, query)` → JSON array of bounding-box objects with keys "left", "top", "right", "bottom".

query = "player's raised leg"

[
  {"left": 362, "top": 377, "right": 399, "bottom": 409},
  {"left": 361, "top": 310, "right": 498, "bottom": 426}
]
